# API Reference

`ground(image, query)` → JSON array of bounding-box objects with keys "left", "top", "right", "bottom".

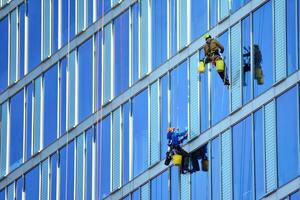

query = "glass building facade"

[{"left": 0, "top": 0, "right": 299, "bottom": 200}]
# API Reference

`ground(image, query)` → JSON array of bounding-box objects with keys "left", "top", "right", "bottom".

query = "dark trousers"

[
  {"left": 175, "top": 146, "right": 200, "bottom": 173},
  {"left": 204, "top": 56, "right": 230, "bottom": 85}
]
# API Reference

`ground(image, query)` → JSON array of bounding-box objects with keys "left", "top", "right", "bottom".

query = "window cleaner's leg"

[{"left": 218, "top": 71, "right": 230, "bottom": 85}]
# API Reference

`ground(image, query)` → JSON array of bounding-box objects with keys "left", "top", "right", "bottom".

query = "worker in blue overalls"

[{"left": 164, "top": 127, "right": 200, "bottom": 174}]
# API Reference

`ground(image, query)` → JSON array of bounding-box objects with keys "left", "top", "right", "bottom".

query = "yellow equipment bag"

[
  {"left": 216, "top": 59, "right": 224, "bottom": 72},
  {"left": 173, "top": 154, "right": 182, "bottom": 166},
  {"left": 198, "top": 60, "right": 205, "bottom": 73},
  {"left": 255, "top": 67, "right": 264, "bottom": 85}
]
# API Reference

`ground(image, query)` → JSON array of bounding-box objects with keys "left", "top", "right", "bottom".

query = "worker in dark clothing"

[
  {"left": 164, "top": 127, "right": 200, "bottom": 174},
  {"left": 203, "top": 34, "right": 230, "bottom": 85}
]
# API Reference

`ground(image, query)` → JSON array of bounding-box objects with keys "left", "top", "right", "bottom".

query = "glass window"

[
  {"left": 68, "top": 51, "right": 76, "bottom": 128},
  {"left": 122, "top": 102, "right": 130, "bottom": 184},
  {"left": 231, "top": 0, "right": 250, "bottom": 13},
  {"left": 16, "top": 177, "right": 23, "bottom": 200},
  {"left": 254, "top": 108, "right": 264, "bottom": 199},
  {"left": 25, "top": 166, "right": 39, "bottom": 200},
  {"left": 78, "top": 38, "right": 93, "bottom": 122},
  {"left": 242, "top": 16, "right": 251, "bottom": 104},
  {"left": 160, "top": 75, "right": 168, "bottom": 159},
  {"left": 9, "top": 90, "right": 24, "bottom": 171},
  {"left": 210, "top": 0, "right": 217, "bottom": 28},
  {"left": 171, "top": 167, "right": 179, "bottom": 200},
  {"left": 179, "top": 0, "right": 188, "bottom": 49},
  {"left": 60, "top": 0, "right": 68, "bottom": 47},
  {"left": 97, "top": 116, "right": 111, "bottom": 199},
  {"left": 133, "top": 89, "right": 149, "bottom": 177},
  {"left": 59, "top": 58, "right": 67, "bottom": 135},
  {"left": 103, "top": 24, "right": 112, "bottom": 104},
  {"left": 76, "top": 134, "right": 84, "bottom": 199},
  {"left": 77, "top": 0, "right": 85, "bottom": 32},
  {"left": 191, "top": 0, "right": 207, "bottom": 41},
  {"left": 96, "top": 31, "right": 102, "bottom": 109},
  {"left": 131, "top": 189, "right": 140, "bottom": 200},
  {"left": 170, "top": 61, "right": 188, "bottom": 131},
  {"left": 19, "top": 4, "right": 25, "bottom": 79},
  {"left": 43, "top": 0, "right": 51, "bottom": 59},
  {"left": 211, "top": 137, "right": 220, "bottom": 200},
  {"left": 33, "top": 77, "right": 42, "bottom": 154},
  {"left": 96, "top": 0, "right": 111, "bottom": 18},
  {"left": 253, "top": 1, "right": 273, "bottom": 97},
  {"left": 220, "top": 0, "right": 229, "bottom": 20},
  {"left": 70, "top": 0, "right": 75, "bottom": 40},
  {"left": 7, "top": 183, "right": 14, "bottom": 200},
  {"left": 200, "top": 49, "right": 209, "bottom": 132},
  {"left": 287, "top": 0, "right": 297, "bottom": 75},
  {"left": 0, "top": 102, "right": 8, "bottom": 177},
  {"left": 67, "top": 142, "right": 75, "bottom": 200},
  {"left": 132, "top": 3, "right": 139, "bottom": 84},
  {"left": 170, "top": 0, "right": 178, "bottom": 56},
  {"left": 0, "top": 16, "right": 8, "bottom": 93},
  {"left": 85, "top": 128, "right": 93, "bottom": 200},
  {"left": 52, "top": 0, "right": 59, "bottom": 52},
  {"left": 290, "top": 191, "right": 300, "bottom": 200},
  {"left": 233, "top": 116, "right": 253, "bottom": 200},
  {"left": 277, "top": 86, "right": 299, "bottom": 186},
  {"left": 10, "top": 9, "right": 17, "bottom": 84},
  {"left": 59, "top": 147, "right": 67, "bottom": 200},
  {"left": 27, "top": 0, "right": 41, "bottom": 72},
  {"left": 152, "top": 0, "right": 167, "bottom": 69},
  {"left": 50, "top": 154, "right": 57, "bottom": 200},
  {"left": 0, "top": 190, "right": 4, "bottom": 200},
  {"left": 151, "top": 171, "right": 169, "bottom": 200},
  {"left": 140, "top": 0, "right": 149, "bottom": 77},
  {"left": 26, "top": 84, "right": 33, "bottom": 160},
  {"left": 114, "top": 11, "right": 129, "bottom": 96},
  {"left": 211, "top": 32, "right": 229, "bottom": 125},
  {"left": 88, "top": 0, "right": 93, "bottom": 26},
  {"left": 43, "top": 65, "right": 58, "bottom": 147},
  {"left": 41, "top": 160, "right": 49, "bottom": 200}
]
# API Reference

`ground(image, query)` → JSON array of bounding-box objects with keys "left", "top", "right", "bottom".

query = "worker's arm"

[
  {"left": 175, "top": 130, "right": 187, "bottom": 137},
  {"left": 215, "top": 40, "right": 224, "bottom": 53}
]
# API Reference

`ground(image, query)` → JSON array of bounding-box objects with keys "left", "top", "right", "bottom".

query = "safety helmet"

[
  {"left": 167, "top": 127, "right": 174, "bottom": 132},
  {"left": 203, "top": 33, "right": 212, "bottom": 40}
]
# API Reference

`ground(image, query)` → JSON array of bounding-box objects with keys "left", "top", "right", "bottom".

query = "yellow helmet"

[{"left": 203, "top": 33, "right": 211, "bottom": 40}]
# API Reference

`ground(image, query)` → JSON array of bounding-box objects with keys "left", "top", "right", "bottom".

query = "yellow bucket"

[
  {"left": 216, "top": 59, "right": 224, "bottom": 72},
  {"left": 201, "top": 159, "right": 209, "bottom": 172},
  {"left": 255, "top": 67, "right": 262, "bottom": 79},
  {"left": 173, "top": 154, "right": 182, "bottom": 166},
  {"left": 198, "top": 61, "right": 205, "bottom": 73}
]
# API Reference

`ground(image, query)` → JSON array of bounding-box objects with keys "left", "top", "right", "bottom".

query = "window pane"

[
  {"left": 76, "top": 134, "right": 84, "bottom": 199},
  {"left": 210, "top": 0, "right": 217, "bottom": 28},
  {"left": 0, "top": 102, "right": 8, "bottom": 177},
  {"left": 68, "top": 51, "right": 76, "bottom": 128},
  {"left": 171, "top": 61, "right": 188, "bottom": 130},
  {"left": 103, "top": 24, "right": 112, "bottom": 104},
  {"left": 95, "top": 31, "right": 102, "bottom": 109},
  {"left": 242, "top": 16, "right": 251, "bottom": 104},
  {"left": 9, "top": 90, "right": 24, "bottom": 171},
  {"left": 61, "top": 0, "right": 68, "bottom": 47},
  {"left": 10, "top": 10, "right": 17, "bottom": 84},
  {"left": 152, "top": 0, "right": 167, "bottom": 69},
  {"left": 122, "top": 102, "right": 130, "bottom": 184},
  {"left": 60, "top": 58, "right": 67, "bottom": 135},
  {"left": 0, "top": 17, "right": 8, "bottom": 93},
  {"left": 97, "top": 116, "right": 111, "bottom": 198},
  {"left": 34, "top": 77, "right": 42, "bottom": 153},
  {"left": 16, "top": 177, "right": 23, "bottom": 200},
  {"left": 191, "top": 0, "right": 207, "bottom": 41},
  {"left": 25, "top": 166, "right": 39, "bottom": 200},
  {"left": 160, "top": 75, "right": 168, "bottom": 159},
  {"left": 86, "top": 128, "right": 93, "bottom": 200},
  {"left": 254, "top": 109, "right": 264, "bottom": 199},
  {"left": 96, "top": 0, "right": 111, "bottom": 18},
  {"left": 7, "top": 183, "right": 14, "bottom": 200},
  {"left": 131, "top": 189, "right": 140, "bottom": 200},
  {"left": 78, "top": 38, "right": 93, "bottom": 122},
  {"left": 200, "top": 49, "right": 209, "bottom": 132},
  {"left": 43, "top": 0, "right": 51, "bottom": 58},
  {"left": 290, "top": 191, "right": 300, "bottom": 200},
  {"left": 50, "top": 154, "right": 57, "bottom": 200},
  {"left": 277, "top": 87, "right": 299, "bottom": 186},
  {"left": 67, "top": 142, "right": 75, "bottom": 200},
  {"left": 211, "top": 137, "right": 220, "bottom": 200},
  {"left": 170, "top": 0, "right": 178, "bottom": 56},
  {"left": 132, "top": 3, "right": 139, "bottom": 84},
  {"left": 19, "top": 4, "right": 25, "bottom": 79},
  {"left": 171, "top": 167, "right": 179, "bottom": 200},
  {"left": 151, "top": 171, "right": 169, "bottom": 200},
  {"left": 59, "top": 147, "right": 67, "bottom": 200},
  {"left": 140, "top": 0, "right": 149, "bottom": 77},
  {"left": 114, "top": 11, "right": 129, "bottom": 96},
  {"left": 233, "top": 117, "right": 253, "bottom": 200},
  {"left": 0, "top": 190, "right": 4, "bottom": 200},
  {"left": 88, "top": 0, "right": 93, "bottom": 25},
  {"left": 77, "top": 0, "right": 85, "bottom": 32},
  {"left": 179, "top": 0, "right": 187, "bottom": 49},
  {"left": 133, "top": 89, "right": 149, "bottom": 177},
  {"left": 41, "top": 160, "right": 49, "bottom": 200},
  {"left": 287, "top": 0, "right": 297, "bottom": 75},
  {"left": 52, "top": 0, "right": 58, "bottom": 52},
  {"left": 253, "top": 1, "right": 273, "bottom": 97},
  {"left": 28, "top": 0, "right": 41, "bottom": 71},
  {"left": 44, "top": 65, "right": 58, "bottom": 147},
  {"left": 231, "top": 0, "right": 250, "bottom": 13},
  {"left": 69, "top": 0, "right": 75, "bottom": 39},
  {"left": 26, "top": 84, "right": 33, "bottom": 160},
  {"left": 211, "top": 32, "right": 229, "bottom": 125}
]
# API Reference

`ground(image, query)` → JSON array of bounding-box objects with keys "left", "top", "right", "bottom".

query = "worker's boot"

[{"left": 164, "top": 152, "right": 172, "bottom": 166}]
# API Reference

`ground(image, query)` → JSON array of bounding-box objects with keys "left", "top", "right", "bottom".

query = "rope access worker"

[
  {"left": 164, "top": 127, "right": 200, "bottom": 174},
  {"left": 202, "top": 34, "right": 230, "bottom": 85}
]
